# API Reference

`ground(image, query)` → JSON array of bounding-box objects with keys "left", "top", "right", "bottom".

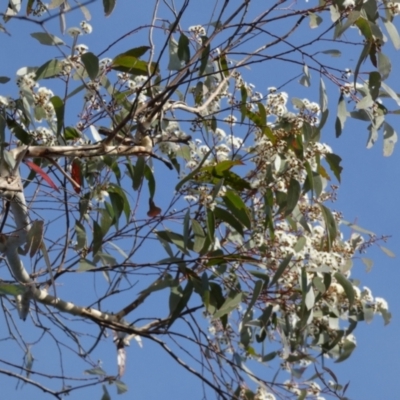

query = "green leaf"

[
  {"left": 7, "top": 119, "right": 32, "bottom": 145},
  {"left": 335, "top": 94, "right": 347, "bottom": 138},
  {"left": 269, "top": 254, "right": 293, "bottom": 287},
  {"left": 319, "top": 78, "right": 328, "bottom": 112},
  {"left": 92, "top": 220, "right": 103, "bottom": 256},
  {"left": 334, "top": 11, "right": 361, "bottom": 39},
  {"left": 368, "top": 71, "right": 381, "bottom": 101},
  {"left": 353, "top": 42, "right": 370, "bottom": 87},
  {"left": 285, "top": 178, "right": 301, "bottom": 217},
  {"left": 139, "top": 274, "right": 175, "bottom": 295},
  {"left": 222, "top": 191, "right": 251, "bottom": 229},
  {"left": 108, "top": 185, "right": 130, "bottom": 223},
  {"left": 155, "top": 231, "right": 190, "bottom": 255},
  {"left": 213, "top": 292, "right": 243, "bottom": 318},
  {"left": 31, "top": 32, "right": 64, "bottom": 46},
  {"left": 248, "top": 271, "right": 270, "bottom": 285},
  {"left": 335, "top": 339, "right": 356, "bottom": 363},
  {"left": 144, "top": 164, "right": 156, "bottom": 199},
  {"left": 325, "top": 153, "right": 343, "bottom": 182},
  {"left": 244, "top": 280, "right": 263, "bottom": 317},
  {"left": 0, "top": 76, "right": 10, "bottom": 83},
  {"left": 299, "top": 64, "right": 311, "bottom": 87},
  {"left": 132, "top": 156, "right": 145, "bottom": 190},
  {"left": 112, "top": 47, "right": 156, "bottom": 75},
  {"left": 308, "top": 12, "right": 322, "bottom": 28},
  {"left": 78, "top": 258, "right": 96, "bottom": 271},
  {"left": 0, "top": 283, "right": 25, "bottom": 296},
  {"left": 115, "top": 380, "right": 128, "bottom": 394},
  {"left": 25, "top": 220, "right": 44, "bottom": 257},
  {"left": 64, "top": 126, "right": 81, "bottom": 140},
  {"left": 378, "top": 52, "right": 391, "bottom": 81},
  {"left": 84, "top": 367, "right": 106, "bottom": 375},
  {"left": 103, "top": 0, "right": 116, "bottom": 16},
  {"left": 334, "top": 272, "right": 355, "bottom": 308},
  {"left": 50, "top": 96, "right": 64, "bottom": 137},
  {"left": 81, "top": 52, "right": 99, "bottom": 80},
  {"left": 294, "top": 236, "right": 306, "bottom": 253},
  {"left": 214, "top": 207, "right": 244, "bottom": 236},
  {"left": 101, "top": 385, "right": 111, "bottom": 400},
  {"left": 178, "top": 33, "right": 190, "bottom": 64},
  {"left": 191, "top": 219, "right": 206, "bottom": 253},
  {"left": 321, "top": 49, "right": 341, "bottom": 57},
  {"left": 199, "top": 36, "right": 210, "bottom": 76},
  {"left": 168, "top": 280, "right": 193, "bottom": 327},
  {"left": 35, "top": 59, "right": 62, "bottom": 81},
  {"left": 168, "top": 37, "right": 184, "bottom": 71},
  {"left": 75, "top": 221, "right": 86, "bottom": 250},
  {"left": 319, "top": 204, "right": 337, "bottom": 250},
  {"left": 259, "top": 304, "right": 273, "bottom": 327}
]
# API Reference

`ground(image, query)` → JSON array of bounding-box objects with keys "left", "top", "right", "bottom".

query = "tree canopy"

[{"left": 0, "top": 0, "right": 397, "bottom": 399}]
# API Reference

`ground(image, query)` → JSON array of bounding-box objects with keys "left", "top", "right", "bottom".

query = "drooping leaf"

[
  {"left": 325, "top": 153, "right": 343, "bottom": 182},
  {"left": 199, "top": 36, "right": 210, "bottom": 76},
  {"left": 75, "top": 221, "right": 86, "bottom": 250},
  {"left": 81, "top": 52, "right": 99, "bottom": 80},
  {"left": 92, "top": 220, "right": 103, "bottom": 256},
  {"left": 191, "top": 219, "right": 206, "bottom": 253},
  {"left": 334, "top": 272, "right": 355, "bottom": 308},
  {"left": 178, "top": 33, "right": 190, "bottom": 64},
  {"left": 378, "top": 52, "right": 391, "bottom": 81},
  {"left": 222, "top": 190, "right": 251, "bottom": 229},
  {"left": 335, "top": 94, "right": 347, "bottom": 138},
  {"left": 319, "top": 204, "right": 337, "bottom": 250},
  {"left": 25, "top": 220, "right": 44, "bottom": 258},
  {"left": 383, "top": 18, "right": 400, "bottom": 50},
  {"left": 285, "top": 178, "right": 301, "bottom": 217},
  {"left": 50, "top": 96, "right": 64, "bottom": 136},
  {"left": 214, "top": 207, "right": 244, "bottom": 236},
  {"left": 103, "top": 0, "right": 116, "bottom": 16}
]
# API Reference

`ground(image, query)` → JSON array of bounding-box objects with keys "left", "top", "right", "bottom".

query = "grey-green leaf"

[{"left": 31, "top": 32, "right": 64, "bottom": 46}]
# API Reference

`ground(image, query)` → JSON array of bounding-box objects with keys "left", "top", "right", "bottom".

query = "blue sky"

[{"left": 0, "top": 1, "right": 399, "bottom": 399}]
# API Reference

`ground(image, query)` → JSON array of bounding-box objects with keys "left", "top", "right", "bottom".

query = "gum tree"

[{"left": 0, "top": 0, "right": 396, "bottom": 399}]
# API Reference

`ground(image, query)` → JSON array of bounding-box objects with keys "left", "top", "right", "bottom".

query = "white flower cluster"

[{"left": 188, "top": 25, "right": 206, "bottom": 36}]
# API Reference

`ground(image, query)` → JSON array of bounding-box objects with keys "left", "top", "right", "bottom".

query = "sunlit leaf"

[{"left": 31, "top": 32, "right": 64, "bottom": 46}]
